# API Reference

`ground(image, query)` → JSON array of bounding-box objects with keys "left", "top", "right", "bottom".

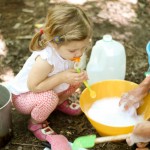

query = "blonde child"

[
  {"left": 119, "top": 76, "right": 150, "bottom": 150},
  {"left": 4, "top": 3, "right": 92, "bottom": 144}
]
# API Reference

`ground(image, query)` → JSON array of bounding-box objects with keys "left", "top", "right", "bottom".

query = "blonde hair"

[{"left": 29, "top": 3, "right": 93, "bottom": 51}]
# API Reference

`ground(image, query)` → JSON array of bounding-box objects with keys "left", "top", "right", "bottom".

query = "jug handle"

[{"left": 146, "top": 41, "right": 150, "bottom": 65}]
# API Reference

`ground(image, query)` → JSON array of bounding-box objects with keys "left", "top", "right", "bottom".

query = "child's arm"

[{"left": 27, "top": 56, "right": 87, "bottom": 92}]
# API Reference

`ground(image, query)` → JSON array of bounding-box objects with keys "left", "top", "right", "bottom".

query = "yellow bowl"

[{"left": 80, "top": 80, "right": 150, "bottom": 136}]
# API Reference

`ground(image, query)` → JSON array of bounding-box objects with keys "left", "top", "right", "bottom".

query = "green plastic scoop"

[{"left": 72, "top": 134, "right": 131, "bottom": 150}]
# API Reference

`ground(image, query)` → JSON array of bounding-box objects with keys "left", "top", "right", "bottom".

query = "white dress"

[{"left": 4, "top": 45, "right": 74, "bottom": 95}]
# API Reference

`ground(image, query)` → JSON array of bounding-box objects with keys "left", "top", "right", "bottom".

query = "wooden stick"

[{"left": 95, "top": 133, "right": 131, "bottom": 144}]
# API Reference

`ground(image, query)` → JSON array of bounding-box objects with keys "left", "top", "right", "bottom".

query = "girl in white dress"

[{"left": 5, "top": 3, "right": 92, "bottom": 143}]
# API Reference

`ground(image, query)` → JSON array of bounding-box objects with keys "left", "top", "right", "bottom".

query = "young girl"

[{"left": 4, "top": 3, "right": 93, "bottom": 142}]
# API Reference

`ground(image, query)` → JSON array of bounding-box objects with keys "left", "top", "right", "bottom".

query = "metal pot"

[{"left": 0, "top": 84, "right": 12, "bottom": 148}]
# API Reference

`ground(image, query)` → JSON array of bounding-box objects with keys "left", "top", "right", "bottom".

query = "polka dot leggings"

[{"left": 12, "top": 84, "right": 80, "bottom": 123}]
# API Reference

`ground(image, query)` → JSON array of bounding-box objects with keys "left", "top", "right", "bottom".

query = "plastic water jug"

[{"left": 86, "top": 34, "right": 126, "bottom": 85}]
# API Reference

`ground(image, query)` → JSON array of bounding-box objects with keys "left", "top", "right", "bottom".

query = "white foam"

[{"left": 88, "top": 97, "right": 143, "bottom": 127}]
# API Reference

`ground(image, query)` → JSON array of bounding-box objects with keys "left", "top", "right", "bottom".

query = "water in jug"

[{"left": 86, "top": 34, "right": 126, "bottom": 85}]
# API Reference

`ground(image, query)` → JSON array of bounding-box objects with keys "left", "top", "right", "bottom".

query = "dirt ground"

[{"left": 0, "top": 0, "right": 150, "bottom": 150}]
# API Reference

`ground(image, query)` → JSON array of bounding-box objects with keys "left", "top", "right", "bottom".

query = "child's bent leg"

[
  {"left": 13, "top": 90, "right": 59, "bottom": 141},
  {"left": 57, "top": 84, "right": 82, "bottom": 116},
  {"left": 13, "top": 90, "right": 59, "bottom": 122},
  {"left": 30, "top": 91, "right": 59, "bottom": 122}
]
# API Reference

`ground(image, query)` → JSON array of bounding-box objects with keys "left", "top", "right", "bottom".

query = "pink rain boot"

[
  {"left": 46, "top": 134, "right": 72, "bottom": 150},
  {"left": 28, "top": 120, "right": 56, "bottom": 141},
  {"left": 57, "top": 99, "right": 82, "bottom": 116}
]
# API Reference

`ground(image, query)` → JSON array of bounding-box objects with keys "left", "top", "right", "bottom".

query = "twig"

[
  {"left": 32, "top": 146, "right": 37, "bottom": 150},
  {"left": 24, "top": 17, "right": 33, "bottom": 24},
  {"left": 16, "top": 35, "right": 32, "bottom": 39},
  {"left": 11, "top": 142, "right": 44, "bottom": 148},
  {"left": 22, "top": 9, "right": 34, "bottom": 13}
]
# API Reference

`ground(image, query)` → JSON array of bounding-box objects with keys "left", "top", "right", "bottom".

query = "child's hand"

[
  {"left": 126, "top": 121, "right": 150, "bottom": 149},
  {"left": 61, "top": 69, "right": 88, "bottom": 85},
  {"left": 119, "top": 76, "right": 150, "bottom": 111},
  {"left": 119, "top": 86, "right": 147, "bottom": 110}
]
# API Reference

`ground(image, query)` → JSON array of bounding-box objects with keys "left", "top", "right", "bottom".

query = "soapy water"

[{"left": 88, "top": 97, "right": 144, "bottom": 127}]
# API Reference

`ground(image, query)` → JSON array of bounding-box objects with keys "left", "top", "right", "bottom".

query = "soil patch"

[{"left": 0, "top": 0, "right": 150, "bottom": 150}]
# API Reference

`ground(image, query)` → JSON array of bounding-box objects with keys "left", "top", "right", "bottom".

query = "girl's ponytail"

[{"left": 29, "top": 31, "right": 47, "bottom": 51}]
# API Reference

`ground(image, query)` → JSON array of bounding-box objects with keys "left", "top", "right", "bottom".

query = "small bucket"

[{"left": 0, "top": 84, "right": 13, "bottom": 148}]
